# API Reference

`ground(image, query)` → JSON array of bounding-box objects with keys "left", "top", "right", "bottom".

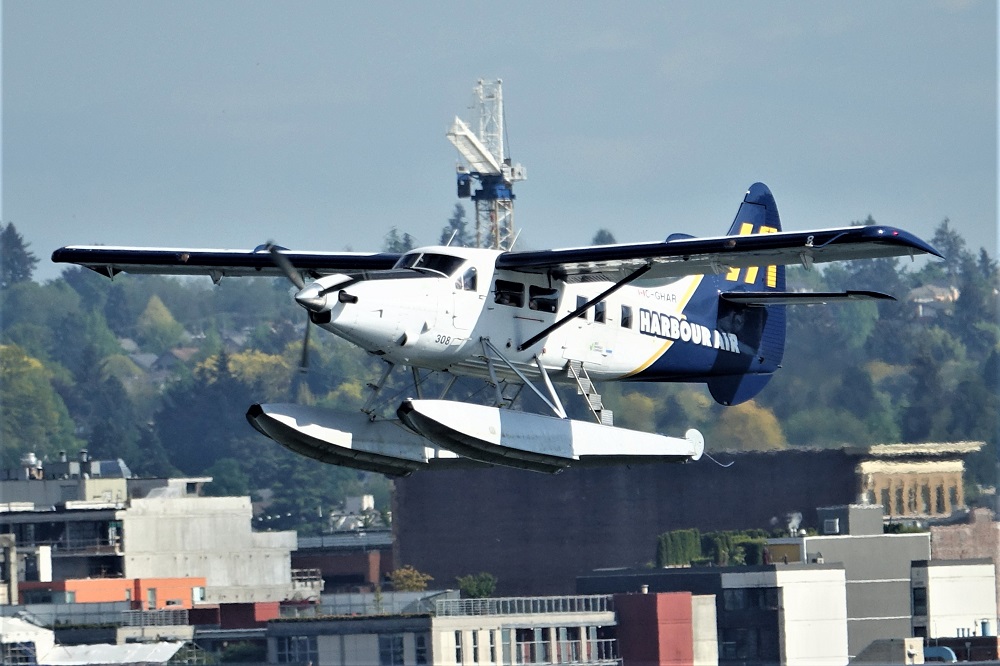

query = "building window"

[
  {"left": 471, "top": 630, "right": 479, "bottom": 663},
  {"left": 455, "top": 630, "right": 463, "bottom": 664},
  {"left": 935, "top": 486, "right": 946, "bottom": 514},
  {"left": 576, "top": 295, "right": 589, "bottom": 319},
  {"left": 912, "top": 586, "right": 928, "bottom": 616},
  {"left": 489, "top": 630, "right": 497, "bottom": 663},
  {"left": 914, "top": 625, "right": 927, "bottom": 638},
  {"left": 621, "top": 305, "right": 632, "bottom": 329},
  {"left": 276, "top": 636, "right": 318, "bottom": 664},
  {"left": 881, "top": 488, "right": 891, "bottom": 513},
  {"left": 948, "top": 486, "right": 959, "bottom": 510},
  {"left": 415, "top": 634, "right": 429, "bottom": 665},
  {"left": 921, "top": 484, "right": 931, "bottom": 514},
  {"left": 379, "top": 634, "right": 404, "bottom": 666},
  {"left": 895, "top": 487, "right": 904, "bottom": 515},
  {"left": 723, "top": 588, "right": 747, "bottom": 611},
  {"left": 146, "top": 588, "right": 156, "bottom": 610}
]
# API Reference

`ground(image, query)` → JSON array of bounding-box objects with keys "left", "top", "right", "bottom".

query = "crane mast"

[{"left": 447, "top": 79, "right": 526, "bottom": 250}]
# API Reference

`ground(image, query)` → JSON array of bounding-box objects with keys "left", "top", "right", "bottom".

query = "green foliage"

[
  {"left": 440, "top": 203, "right": 472, "bottom": 247},
  {"left": 655, "top": 528, "right": 701, "bottom": 567},
  {"left": 655, "top": 528, "right": 771, "bottom": 567},
  {"left": 0, "top": 344, "right": 83, "bottom": 467},
  {"left": 383, "top": 227, "right": 415, "bottom": 253},
  {"left": 136, "top": 295, "right": 185, "bottom": 354},
  {"left": 218, "top": 641, "right": 266, "bottom": 663},
  {"left": 0, "top": 223, "right": 39, "bottom": 288},
  {"left": 388, "top": 565, "right": 433, "bottom": 592},
  {"left": 592, "top": 229, "right": 617, "bottom": 245},
  {"left": 457, "top": 572, "right": 497, "bottom": 598}
]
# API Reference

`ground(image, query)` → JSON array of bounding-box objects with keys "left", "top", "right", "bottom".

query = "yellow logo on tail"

[{"left": 725, "top": 222, "right": 778, "bottom": 288}]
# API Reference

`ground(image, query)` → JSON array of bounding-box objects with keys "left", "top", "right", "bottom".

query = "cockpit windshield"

[{"left": 393, "top": 252, "right": 465, "bottom": 277}]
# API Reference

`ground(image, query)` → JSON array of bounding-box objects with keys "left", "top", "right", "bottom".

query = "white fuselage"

[{"left": 303, "top": 246, "right": 739, "bottom": 384}]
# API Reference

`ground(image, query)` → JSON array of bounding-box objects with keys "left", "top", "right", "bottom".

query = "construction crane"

[{"left": 447, "top": 79, "right": 526, "bottom": 250}]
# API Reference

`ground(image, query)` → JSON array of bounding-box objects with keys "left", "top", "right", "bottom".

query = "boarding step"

[{"left": 566, "top": 360, "right": 612, "bottom": 426}]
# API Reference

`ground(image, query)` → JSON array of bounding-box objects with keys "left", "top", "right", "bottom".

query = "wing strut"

[{"left": 517, "top": 263, "right": 653, "bottom": 352}]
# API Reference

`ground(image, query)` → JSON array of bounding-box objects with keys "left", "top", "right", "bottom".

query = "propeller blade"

[
  {"left": 299, "top": 320, "right": 311, "bottom": 373},
  {"left": 266, "top": 242, "right": 305, "bottom": 290}
]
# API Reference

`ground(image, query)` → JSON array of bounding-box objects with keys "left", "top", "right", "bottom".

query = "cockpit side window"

[
  {"left": 456, "top": 267, "right": 478, "bottom": 292},
  {"left": 494, "top": 280, "right": 524, "bottom": 307}
]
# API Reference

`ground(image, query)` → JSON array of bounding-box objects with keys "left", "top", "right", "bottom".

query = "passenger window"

[
  {"left": 494, "top": 280, "right": 524, "bottom": 307},
  {"left": 456, "top": 267, "right": 477, "bottom": 292},
  {"left": 576, "top": 295, "right": 589, "bottom": 320},
  {"left": 595, "top": 301, "right": 606, "bottom": 323},
  {"left": 621, "top": 305, "right": 632, "bottom": 329},
  {"left": 528, "top": 286, "right": 558, "bottom": 313}
]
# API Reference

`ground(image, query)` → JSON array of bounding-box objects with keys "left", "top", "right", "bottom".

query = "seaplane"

[{"left": 52, "top": 183, "right": 941, "bottom": 475}]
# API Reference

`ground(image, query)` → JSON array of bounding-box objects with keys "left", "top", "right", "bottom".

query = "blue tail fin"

[{"left": 707, "top": 183, "right": 787, "bottom": 405}]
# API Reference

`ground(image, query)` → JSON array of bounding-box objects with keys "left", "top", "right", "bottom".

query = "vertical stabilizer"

[{"left": 708, "top": 183, "right": 787, "bottom": 405}]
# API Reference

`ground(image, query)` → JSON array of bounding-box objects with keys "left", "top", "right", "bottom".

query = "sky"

[{"left": 3, "top": 1, "right": 996, "bottom": 282}]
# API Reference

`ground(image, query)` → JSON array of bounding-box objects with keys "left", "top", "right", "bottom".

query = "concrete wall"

[
  {"left": 773, "top": 567, "right": 848, "bottom": 666},
  {"left": 122, "top": 496, "right": 295, "bottom": 603},
  {"left": 692, "top": 594, "right": 718, "bottom": 666},
  {"left": 913, "top": 560, "right": 996, "bottom": 638},
  {"left": 930, "top": 508, "right": 1000, "bottom": 616},
  {"left": 800, "top": 532, "right": 930, "bottom": 658}
]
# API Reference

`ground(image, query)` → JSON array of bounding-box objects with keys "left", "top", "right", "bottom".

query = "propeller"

[
  {"left": 266, "top": 242, "right": 305, "bottom": 290},
  {"left": 265, "top": 242, "right": 313, "bottom": 400}
]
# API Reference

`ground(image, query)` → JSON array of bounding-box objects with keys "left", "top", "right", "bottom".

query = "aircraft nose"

[{"left": 294, "top": 283, "right": 328, "bottom": 312}]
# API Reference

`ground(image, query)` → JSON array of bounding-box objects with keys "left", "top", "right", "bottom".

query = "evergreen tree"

[
  {"left": 383, "top": 227, "right": 415, "bottom": 253},
  {"left": 439, "top": 203, "right": 471, "bottom": 247},
  {"left": 591, "top": 229, "right": 617, "bottom": 245},
  {"left": 0, "top": 223, "right": 39, "bottom": 288}
]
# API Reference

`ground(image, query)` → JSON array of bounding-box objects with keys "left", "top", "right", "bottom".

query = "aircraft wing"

[
  {"left": 51, "top": 245, "right": 401, "bottom": 281},
  {"left": 496, "top": 225, "right": 941, "bottom": 282}
]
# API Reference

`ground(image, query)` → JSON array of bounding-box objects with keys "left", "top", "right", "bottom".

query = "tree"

[
  {"left": 592, "top": 229, "right": 617, "bottom": 245},
  {"left": 136, "top": 295, "right": 185, "bottom": 353},
  {"left": 457, "top": 572, "right": 497, "bottom": 598},
  {"left": 709, "top": 401, "right": 787, "bottom": 450},
  {"left": 439, "top": 203, "right": 472, "bottom": 247},
  {"left": 0, "top": 344, "right": 82, "bottom": 467},
  {"left": 656, "top": 528, "right": 701, "bottom": 567},
  {"left": 0, "top": 223, "right": 39, "bottom": 288},
  {"left": 388, "top": 565, "right": 433, "bottom": 592},
  {"left": 384, "top": 227, "right": 415, "bottom": 253}
]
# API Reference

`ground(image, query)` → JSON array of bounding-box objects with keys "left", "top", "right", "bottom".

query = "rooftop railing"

[{"left": 436, "top": 594, "right": 615, "bottom": 617}]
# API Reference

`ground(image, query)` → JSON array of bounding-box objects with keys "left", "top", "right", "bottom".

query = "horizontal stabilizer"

[{"left": 720, "top": 290, "right": 895, "bottom": 306}]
